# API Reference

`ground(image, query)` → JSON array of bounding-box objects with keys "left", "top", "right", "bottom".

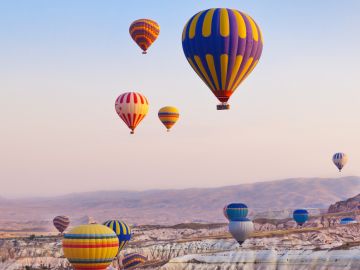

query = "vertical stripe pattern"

[
  {"left": 62, "top": 224, "right": 119, "bottom": 270},
  {"left": 158, "top": 106, "right": 180, "bottom": 131},
  {"left": 182, "top": 9, "right": 263, "bottom": 105},
  {"left": 53, "top": 215, "right": 70, "bottom": 233},
  {"left": 332, "top": 152, "right": 348, "bottom": 172},
  {"left": 103, "top": 220, "right": 132, "bottom": 253},
  {"left": 115, "top": 92, "right": 149, "bottom": 134},
  {"left": 129, "top": 19, "right": 160, "bottom": 54},
  {"left": 225, "top": 203, "right": 249, "bottom": 221}
]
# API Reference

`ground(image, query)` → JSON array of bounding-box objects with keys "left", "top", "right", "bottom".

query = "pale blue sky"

[{"left": 1, "top": 1, "right": 359, "bottom": 197}]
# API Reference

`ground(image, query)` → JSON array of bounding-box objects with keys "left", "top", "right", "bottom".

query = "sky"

[{"left": 1, "top": 0, "right": 359, "bottom": 198}]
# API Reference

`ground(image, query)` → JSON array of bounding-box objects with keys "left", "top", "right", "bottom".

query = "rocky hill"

[
  {"left": 328, "top": 193, "right": 360, "bottom": 213},
  {"left": 1, "top": 176, "right": 359, "bottom": 227}
]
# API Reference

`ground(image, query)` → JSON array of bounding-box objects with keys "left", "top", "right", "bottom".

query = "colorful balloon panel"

[
  {"left": 332, "top": 152, "right": 348, "bottom": 172},
  {"left": 122, "top": 253, "right": 147, "bottom": 269},
  {"left": 53, "top": 215, "right": 70, "bottom": 233},
  {"left": 182, "top": 8, "right": 263, "bottom": 109},
  {"left": 158, "top": 106, "right": 179, "bottom": 131},
  {"left": 293, "top": 209, "right": 309, "bottom": 226},
  {"left": 129, "top": 19, "right": 160, "bottom": 54},
  {"left": 62, "top": 224, "right": 119, "bottom": 270},
  {"left": 103, "top": 220, "right": 132, "bottom": 252},
  {"left": 115, "top": 92, "right": 149, "bottom": 134},
  {"left": 225, "top": 203, "right": 249, "bottom": 221}
]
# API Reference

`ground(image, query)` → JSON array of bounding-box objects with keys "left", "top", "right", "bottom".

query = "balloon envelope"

[
  {"left": 332, "top": 152, "right": 348, "bottom": 172},
  {"left": 225, "top": 203, "right": 248, "bottom": 221},
  {"left": 103, "top": 220, "right": 132, "bottom": 252},
  {"left": 158, "top": 106, "right": 179, "bottom": 131},
  {"left": 340, "top": 217, "right": 357, "bottom": 225},
  {"left": 182, "top": 8, "right": 263, "bottom": 109},
  {"left": 129, "top": 19, "right": 160, "bottom": 54},
  {"left": 122, "top": 253, "right": 147, "bottom": 269},
  {"left": 53, "top": 216, "right": 70, "bottom": 233},
  {"left": 62, "top": 224, "right": 118, "bottom": 270},
  {"left": 115, "top": 92, "right": 149, "bottom": 134},
  {"left": 228, "top": 218, "right": 254, "bottom": 245},
  {"left": 293, "top": 209, "right": 309, "bottom": 226}
]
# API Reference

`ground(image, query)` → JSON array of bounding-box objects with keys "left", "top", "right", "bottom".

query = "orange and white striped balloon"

[{"left": 115, "top": 92, "right": 149, "bottom": 134}]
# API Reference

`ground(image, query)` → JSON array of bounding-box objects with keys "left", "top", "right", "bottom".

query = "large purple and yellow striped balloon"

[{"left": 182, "top": 8, "right": 263, "bottom": 110}]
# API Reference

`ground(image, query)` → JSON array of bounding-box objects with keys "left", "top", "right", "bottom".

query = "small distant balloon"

[
  {"left": 340, "top": 217, "right": 357, "bottom": 225},
  {"left": 158, "top": 106, "right": 179, "bottom": 132},
  {"left": 122, "top": 253, "right": 147, "bottom": 269},
  {"left": 293, "top": 209, "right": 309, "bottom": 226},
  {"left": 332, "top": 152, "right": 348, "bottom": 172},
  {"left": 228, "top": 218, "right": 254, "bottom": 245},
  {"left": 103, "top": 220, "right": 132, "bottom": 253},
  {"left": 62, "top": 224, "right": 118, "bottom": 270},
  {"left": 115, "top": 92, "right": 149, "bottom": 134},
  {"left": 129, "top": 19, "right": 160, "bottom": 54},
  {"left": 53, "top": 216, "right": 70, "bottom": 234}
]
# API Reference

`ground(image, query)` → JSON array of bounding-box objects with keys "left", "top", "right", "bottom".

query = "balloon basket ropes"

[{"left": 217, "top": 104, "right": 230, "bottom": 110}]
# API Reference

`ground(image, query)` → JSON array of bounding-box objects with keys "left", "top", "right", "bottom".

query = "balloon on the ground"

[
  {"left": 225, "top": 203, "right": 248, "bottom": 221},
  {"left": 62, "top": 224, "right": 118, "bottom": 270},
  {"left": 340, "top": 217, "right": 357, "bottom": 225},
  {"left": 122, "top": 253, "right": 147, "bottom": 269},
  {"left": 332, "top": 152, "right": 348, "bottom": 172},
  {"left": 103, "top": 220, "right": 132, "bottom": 252},
  {"left": 53, "top": 216, "right": 70, "bottom": 233},
  {"left": 158, "top": 106, "right": 180, "bottom": 131},
  {"left": 293, "top": 209, "right": 309, "bottom": 226},
  {"left": 228, "top": 218, "right": 254, "bottom": 245},
  {"left": 129, "top": 19, "right": 160, "bottom": 54},
  {"left": 115, "top": 92, "right": 149, "bottom": 134},
  {"left": 182, "top": 8, "right": 263, "bottom": 110}
]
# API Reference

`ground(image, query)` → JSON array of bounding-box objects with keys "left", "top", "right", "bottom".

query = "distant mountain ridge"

[{"left": 1, "top": 176, "right": 359, "bottom": 226}]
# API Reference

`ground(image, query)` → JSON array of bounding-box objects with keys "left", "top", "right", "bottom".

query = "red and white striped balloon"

[{"left": 115, "top": 92, "right": 149, "bottom": 134}]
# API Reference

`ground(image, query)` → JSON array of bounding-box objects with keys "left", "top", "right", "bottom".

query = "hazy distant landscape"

[{"left": 1, "top": 177, "right": 359, "bottom": 232}]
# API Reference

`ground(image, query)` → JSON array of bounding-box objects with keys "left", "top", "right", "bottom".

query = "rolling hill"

[{"left": 0, "top": 176, "right": 359, "bottom": 227}]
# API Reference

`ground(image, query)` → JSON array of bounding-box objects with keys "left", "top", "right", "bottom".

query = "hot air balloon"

[
  {"left": 129, "top": 19, "right": 160, "bottom": 54},
  {"left": 62, "top": 224, "right": 119, "bottom": 270},
  {"left": 53, "top": 216, "right": 70, "bottom": 234},
  {"left": 158, "top": 106, "right": 179, "bottom": 132},
  {"left": 293, "top": 209, "right": 309, "bottom": 226},
  {"left": 228, "top": 218, "right": 254, "bottom": 245},
  {"left": 122, "top": 253, "right": 147, "bottom": 269},
  {"left": 103, "top": 220, "right": 132, "bottom": 252},
  {"left": 340, "top": 217, "right": 357, "bottom": 225},
  {"left": 225, "top": 203, "right": 249, "bottom": 221},
  {"left": 115, "top": 92, "right": 149, "bottom": 134},
  {"left": 332, "top": 152, "right": 348, "bottom": 172},
  {"left": 182, "top": 8, "right": 263, "bottom": 110}
]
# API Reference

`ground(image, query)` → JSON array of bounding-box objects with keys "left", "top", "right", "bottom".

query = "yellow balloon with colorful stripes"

[
  {"left": 103, "top": 220, "right": 132, "bottom": 253},
  {"left": 158, "top": 106, "right": 180, "bottom": 132},
  {"left": 62, "top": 224, "right": 119, "bottom": 270}
]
